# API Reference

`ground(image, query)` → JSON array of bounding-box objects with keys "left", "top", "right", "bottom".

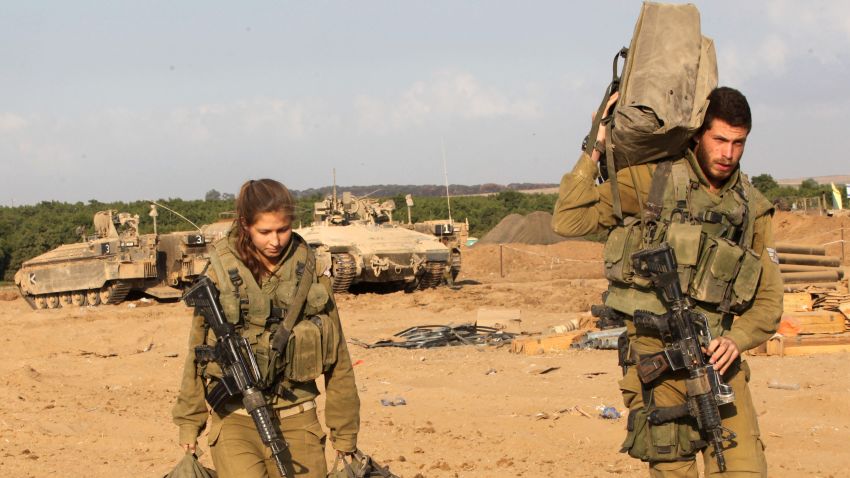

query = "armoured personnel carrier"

[
  {"left": 295, "top": 192, "right": 451, "bottom": 293},
  {"left": 15, "top": 210, "right": 209, "bottom": 308}
]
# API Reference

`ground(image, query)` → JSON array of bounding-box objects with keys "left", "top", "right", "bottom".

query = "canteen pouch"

[
  {"left": 283, "top": 318, "right": 324, "bottom": 382},
  {"left": 689, "top": 236, "right": 743, "bottom": 304}
]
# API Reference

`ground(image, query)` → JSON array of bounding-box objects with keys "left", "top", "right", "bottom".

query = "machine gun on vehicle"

[
  {"left": 630, "top": 243, "right": 736, "bottom": 472},
  {"left": 184, "top": 276, "right": 290, "bottom": 477}
]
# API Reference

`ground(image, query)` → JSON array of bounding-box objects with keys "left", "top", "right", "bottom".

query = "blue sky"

[{"left": 1, "top": 1, "right": 848, "bottom": 205}]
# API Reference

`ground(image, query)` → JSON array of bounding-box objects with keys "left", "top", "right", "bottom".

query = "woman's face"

[{"left": 245, "top": 211, "right": 293, "bottom": 262}]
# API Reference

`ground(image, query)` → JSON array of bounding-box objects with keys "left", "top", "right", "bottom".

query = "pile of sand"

[{"left": 479, "top": 211, "right": 571, "bottom": 245}]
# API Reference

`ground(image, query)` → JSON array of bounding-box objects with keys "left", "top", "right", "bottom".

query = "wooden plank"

[
  {"left": 783, "top": 310, "right": 844, "bottom": 326},
  {"left": 510, "top": 331, "right": 585, "bottom": 355},
  {"left": 783, "top": 283, "right": 838, "bottom": 292},
  {"left": 761, "top": 333, "right": 850, "bottom": 357},
  {"left": 779, "top": 311, "right": 846, "bottom": 335},
  {"left": 782, "top": 292, "right": 812, "bottom": 312},
  {"left": 777, "top": 344, "right": 850, "bottom": 356}
]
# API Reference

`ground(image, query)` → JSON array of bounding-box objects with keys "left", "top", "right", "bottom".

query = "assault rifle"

[
  {"left": 630, "top": 243, "right": 736, "bottom": 472},
  {"left": 184, "top": 276, "right": 289, "bottom": 478}
]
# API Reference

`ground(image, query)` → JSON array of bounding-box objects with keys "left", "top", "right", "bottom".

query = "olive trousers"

[
  {"left": 619, "top": 361, "right": 767, "bottom": 477},
  {"left": 208, "top": 407, "right": 327, "bottom": 478}
]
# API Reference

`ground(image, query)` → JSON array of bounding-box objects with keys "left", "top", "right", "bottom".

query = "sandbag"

[
  {"left": 162, "top": 452, "right": 217, "bottom": 478},
  {"left": 328, "top": 450, "right": 399, "bottom": 478},
  {"left": 585, "top": 1, "right": 718, "bottom": 222},
  {"left": 611, "top": 1, "right": 718, "bottom": 169}
]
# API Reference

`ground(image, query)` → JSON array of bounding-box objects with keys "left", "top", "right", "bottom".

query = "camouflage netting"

[{"left": 479, "top": 211, "right": 571, "bottom": 245}]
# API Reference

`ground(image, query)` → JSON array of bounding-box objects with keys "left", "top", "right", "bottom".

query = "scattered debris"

[
  {"left": 477, "top": 308, "right": 523, "bottom": 334},
  {"left": 484, "top": 368, "right": 497, "bottom": 375},
  {"left": 380, "top": 397, "right": 407, "bottom": 407},
  {"left": 598, "top": 406, "right": 621, "bottom": 419},
  {"left": 572, "top": 327, "right": 627, "bottom": 350},
  {"left": 79, "top": 350, "right": 118, "bottom": 358},
  {"left": 526, "top": 366, "right": 560, "bottom": 375},
  {"left": 353, "top": 324, "right": 514, "bottom": 349},
  {"left": 164, "top": 353, "right": 179, "bottom": 358},
  {"left": 511, "top": 331, "right": 585, "bottom": 355},
  {"left": 534, "top": 411, "right": 551, "bottom": 420},
  {"left": 767, "top": 379, "right": 801, "bottom": 391}
]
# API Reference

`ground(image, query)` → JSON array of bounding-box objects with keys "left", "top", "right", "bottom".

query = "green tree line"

[{"left": 751, "top": 174, "right": 846, "bottom": 208}]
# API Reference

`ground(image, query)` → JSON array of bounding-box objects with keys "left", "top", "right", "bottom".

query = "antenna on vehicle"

[
  {"left": 147, "top": 200, "right": 202, "bottom": 232},
  {"left": 332, "top": 168, "right": 338, "bottom": 212},
  {"left": 441, "top": 137, "right": 453, "bottom": 224}
]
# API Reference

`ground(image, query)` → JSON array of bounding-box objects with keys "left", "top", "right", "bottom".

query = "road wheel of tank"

[
  {"left": 59, "top": 293, "right": 72, "bottom": 306},
  {"left": 99, "top": 286, "right": 112, "bottom": 305},
  {"left": 85, "top": 289, "right": 101, "bottom": 306},
  {"left": 331, "top": 253, "right": 357, "bottom": 294},
  {"left": 70, "top": 292, "right": 86, "bottom": 307},
  {"left": 34, "top": 295, "right": 48, "bottom": 309},
  {"left": 46, "top": 294, "right": 61, "bottom": 309}
]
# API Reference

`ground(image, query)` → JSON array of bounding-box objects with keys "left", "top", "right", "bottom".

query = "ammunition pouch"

[
  {"left": 620, "top": 406, "right": 704, "bottom": 463},
  {"left": 603, "top": 217, "right": 649, "bottom": 286},
  {"left": 282, "top": 310, "right": 341, "bottom": 383},
  {"left": 726, "top": 248, "right": 762, "bottom": 313}
]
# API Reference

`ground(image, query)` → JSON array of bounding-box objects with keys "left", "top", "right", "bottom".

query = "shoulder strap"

[
  {"left": 643, "top": 160, "right": 672, "bottom": 222},
  {"left": 270, "top": 240, "right": 317, "bottom": 355},
  {"left": 586, "top": 48, "right": 628, "bottom": 224}
]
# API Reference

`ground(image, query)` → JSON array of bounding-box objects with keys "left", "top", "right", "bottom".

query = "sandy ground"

[{"left": 1, "top": 211, "right": 849, "bottom": 477}]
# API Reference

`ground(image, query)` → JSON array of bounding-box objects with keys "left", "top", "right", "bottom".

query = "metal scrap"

[
  {"left": 571, "top": 327, "right": 627, "bottom": 350},
  {"left": 352, "top": 324, "right": 515, "bottom": 349}
]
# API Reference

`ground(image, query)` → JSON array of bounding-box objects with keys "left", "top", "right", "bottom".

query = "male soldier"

[{"left": 552, "top": 87, "right": 781, "bottom": 477}]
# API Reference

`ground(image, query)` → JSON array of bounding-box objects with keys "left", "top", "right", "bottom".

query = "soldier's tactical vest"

[
  {"left": 602, "top": 155, "right": 773, "bottom": 338},
  {"left": 201, "top": 231, "right": 340, "bottom": 389}
]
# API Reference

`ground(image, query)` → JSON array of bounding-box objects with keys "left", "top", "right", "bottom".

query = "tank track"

[
  {"left": 23, "top": 281, "right": 133, "bottom": 309},
  {"left": 418, "top": 261, "right": 447, "bottom": 290},
  {"left": 331, "top": 253, "right": 357, "bottom": 294},
  {"left": 102, "top": 281, "right": 132, "bottom": 305}
]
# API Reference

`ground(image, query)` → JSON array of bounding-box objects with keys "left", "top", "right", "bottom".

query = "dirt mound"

[
  {"left": 772, "top": 211, "right": 849, "bottom": 264},
  {"left": 0, "top": 289, "right": 19, "bottom": 301},
  {"left": 479, "top": 211, "right": 571, "bottom": 245}
]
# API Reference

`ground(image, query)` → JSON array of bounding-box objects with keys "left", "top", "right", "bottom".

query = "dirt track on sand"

[{"left": 1, "top": 211, "right": 849, "bottom": 477}]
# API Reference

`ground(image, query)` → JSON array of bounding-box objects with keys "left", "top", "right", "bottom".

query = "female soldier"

[{"left": 173, "top": 179, "right": 360, "bottom": 477}]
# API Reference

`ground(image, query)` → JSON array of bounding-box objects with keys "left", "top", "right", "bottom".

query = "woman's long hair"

[{"left": 234, "top": 179, "right": 296, "bottom": 282}]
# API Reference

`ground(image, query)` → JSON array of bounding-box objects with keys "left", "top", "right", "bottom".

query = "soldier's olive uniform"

[
  {"left": 173, "top": 230, "right": 360, "bottom": 478},
  {"left": 552, "top": 151, "right": 782, "bottom": 477}
]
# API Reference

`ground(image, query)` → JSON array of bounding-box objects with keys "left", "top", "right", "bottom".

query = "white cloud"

[
  {"left": 354, "top": 71, "right": 543, "bottom": 135},
  {"left": 759, "top": 35, "right": 788, "bottom": 73},
  {"left": 0, "top": 113, "right": 28, "bottom": 131}
]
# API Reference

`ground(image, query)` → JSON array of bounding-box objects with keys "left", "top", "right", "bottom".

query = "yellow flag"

[{"left": 831, "top": 182, "right": 843, "bottom": 210}]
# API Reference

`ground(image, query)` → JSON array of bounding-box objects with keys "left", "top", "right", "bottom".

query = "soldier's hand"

[
  {"left": 181, "top": 442, "right": 197, "bottom": 454},
  {"left": 707, "top": 336, "right": 740, "bottom": 375}
]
